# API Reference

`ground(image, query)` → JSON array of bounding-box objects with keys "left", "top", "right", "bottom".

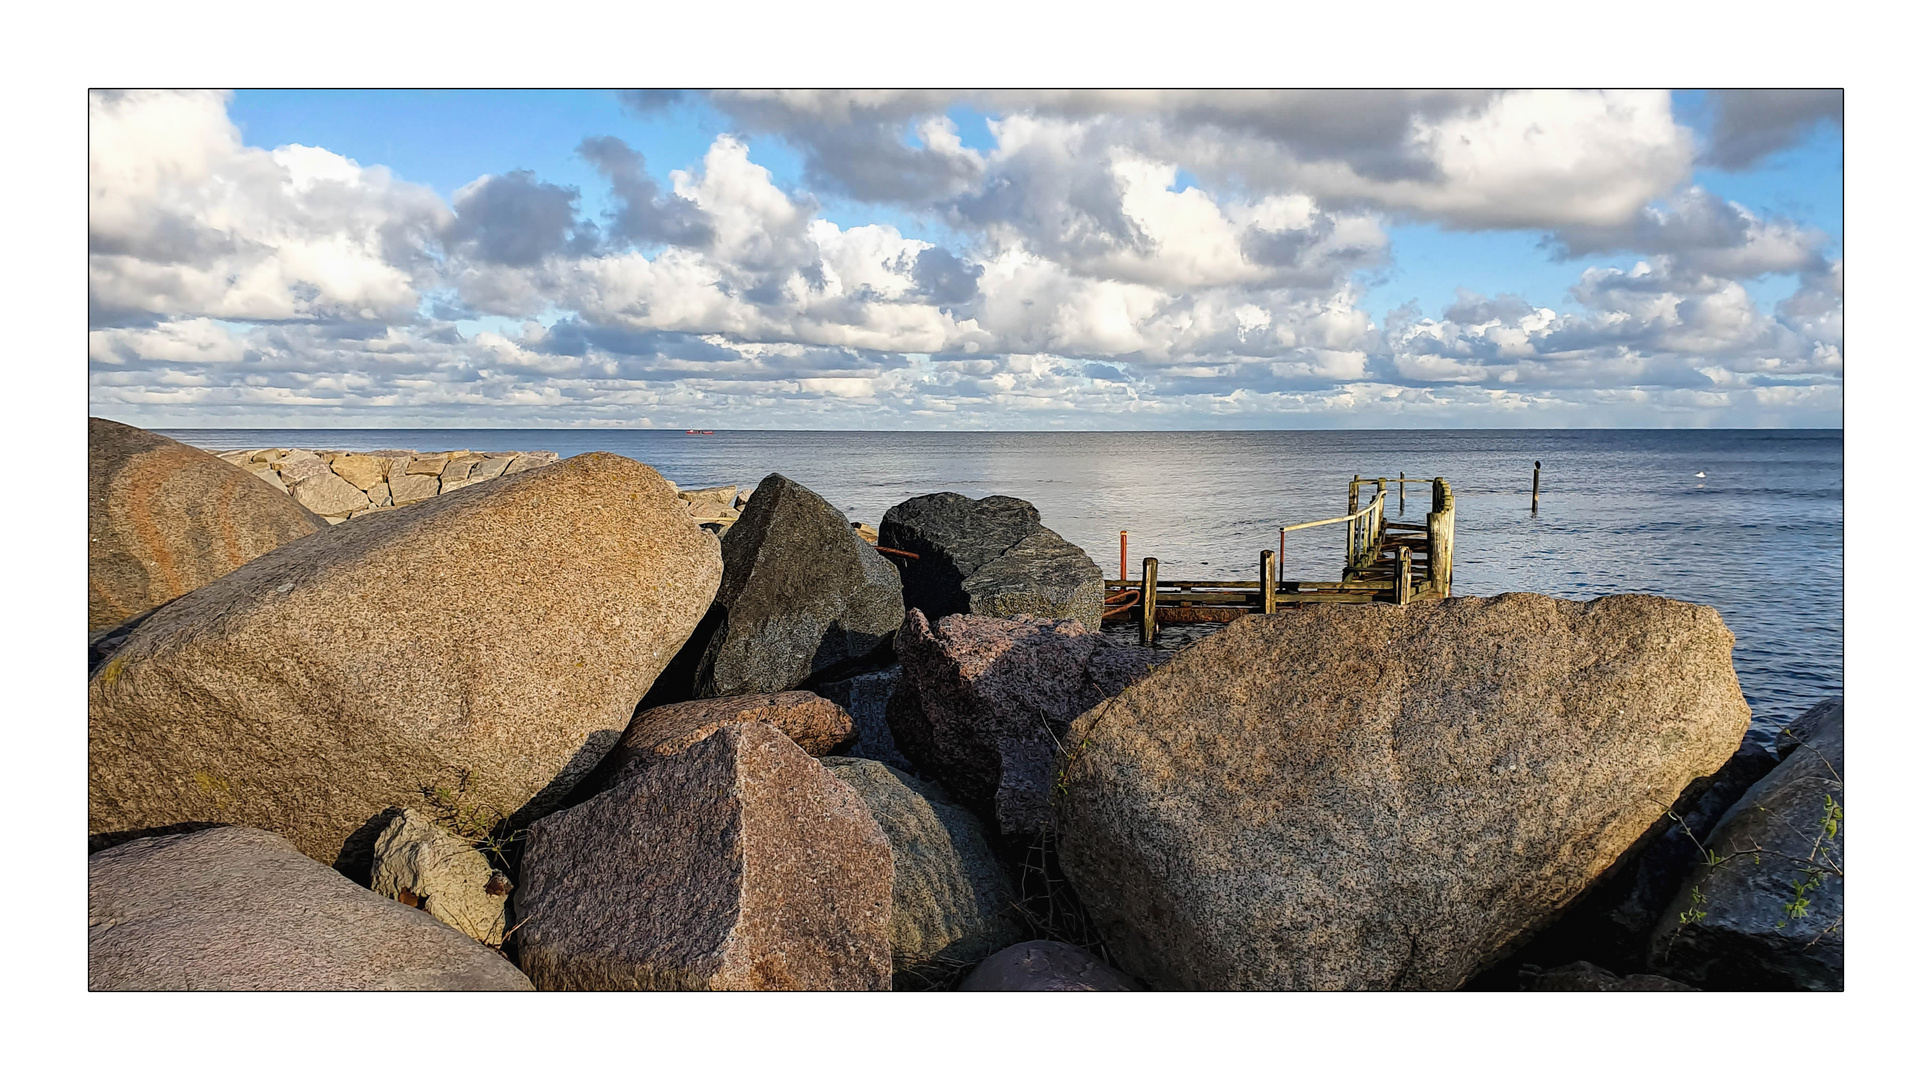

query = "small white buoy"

[{"left": 1694, "top": 471, "right": 1706, "bottom": 478}]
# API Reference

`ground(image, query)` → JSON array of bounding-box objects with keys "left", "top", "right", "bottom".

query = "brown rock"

[
  {"left": 89, "top": 826, "right": 532, "bottom": 990},
  {"left": 329, "top": 453, "right": 387, "bottom": 491},
  {"left": 247, "top": 465, "right": 288, "bottom": 493},
  {"left": 388, "top": 471, "right": 439, "bottom": 506},
  {"left": 589, "top": 692, "right": 854, "bottom": 793},
  {"left": 505, "top": 451, "right": 558, "bottom": 474},
  {"left": 365, "top": 479, "right": 392, "bottom": 507},
  {"left": 1055, "top": 593, "right": 1753, "bottom": 991},
  {"left": 468, "top": 455, "right": 513, "bottom": 483},
  {"left": 88, "top": 418, "right": 325, "bottom": 633},
  {"left": 370, "top": 809, "right": 512, "bottom": 946},
  {"left": 88, "top": 452, "right": 723, "bottom": 873},
  {"left": 513, "top": 723, "right": 893, "bottom": 990},
  {"left": 890, "top": 609, "right": 1171, "bottom": 838},
  {"left": 290, "top": 470, "right": 371, "bottom": 518},
  {"left": 958, "top": 940, "right": 1138, "bottom": 991},
  {"left": 405, "top": 453, "right": 452, "bottom": 475},
  {"left": 273, "top": 456, "right": 331, "bottom": 485}
]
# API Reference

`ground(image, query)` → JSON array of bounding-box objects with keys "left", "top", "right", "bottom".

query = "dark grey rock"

[
  {"left": 1777, "top": 697, "right": 1842, "bottom": 761},
  {"left": 1524, "top": 961, "right": 1698, "bottom": 991},
  {"left": 88, "top": 826, "right": 532, "bottom": 990},
  {"left": 683, "top": 474, "right": 905, "bottom": 698},
  {"left": 958, "top": 940, "right": 1137, "bottom": 991},
  {"left": 880, "top": 492, "right": 1104, "bottom": 629},
  {"left": 823, "top": 757, "right": 1027, "bottom": 985},
  {"left": 815, "top": 665, "right": 912, "bottom": 770},
  {"left": 890, "top": 609, "right": 1170, "bottom": 838},
  {"left": 1650, "top": 697, "right": 1844, "bottom": 990}
]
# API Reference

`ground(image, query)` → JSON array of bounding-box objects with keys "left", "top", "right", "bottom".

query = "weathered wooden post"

[
  {"left": 1140, "top": 557, "right": 1159, "bottom": 647},
  {"left": 1531, "top": 460, "right": 1541, "bottom": 514},
  {"left": 1396, "top": 545, "right": 1412, "bottom": 606},
  {"left": 1428, "top": 478, "right": 1455, "bottom": 597},
  {"left": 1119, "top": 530, "right": 1127, "bottom": 579},
  {"left": 1398, "top": 471, "right": 1405, "bottom": 516},
  {"left": 1259, "top": 549, "right": 1277, "bottom": 615},
  {"left": 1347, "top": 475, "right": 1361, "bottom": 567},
  {"left": 1278, "top": 526, "right": 1285, "bottom": 578}
]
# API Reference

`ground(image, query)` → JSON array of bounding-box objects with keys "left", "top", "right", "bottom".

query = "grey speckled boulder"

[
  {"left": 817, "top": 665, "right": 911, "bottom": 770},
  {"left": 879, "top": 492, "right": 1104, "bottom": 630},
  {"left": 514, "top": 723, "right": 893, "bottom": 991},
  {"left": 958, "top": 940, "right": 1137, "bottom": 991},
  {"left": 681, "top": 474, "right": 905, "bottom": 698},
  {"left": 576, "top": 691, "right": 854, "bottom": 796},
  {"left": 890, "top": 609, "right": 1170, "bottom": 838},
  {"left": 88, "top": 827, "right": 531, "bottom": 990},
  {"left": 88, "top": 452, "right": 722, "bottom": 874},
  {"left": 1057, "top": 593, "right": 1753, "bottom": 991},
  {"left": 1650, "top": 696, "right": 1843, "bottom": 990},
  {"left": 823, "top": 757, "right": 1026, "bottom": 982}
]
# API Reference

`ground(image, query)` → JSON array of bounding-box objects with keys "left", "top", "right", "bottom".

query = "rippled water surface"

[{"left": 165, "top": 428, "right": 1843, "bottom": 745}]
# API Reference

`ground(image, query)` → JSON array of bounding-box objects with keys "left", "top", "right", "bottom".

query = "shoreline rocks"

[
  {"left": 513, "top": 723, "right": 894, "bottom": 991},
  {"left": 88, "top": 826, "right": 532, "bottom": 991},
  {"left": 880, "top": 492, "right": 1105, "bottom": 630},
  {"left": 1055, "top": 593, "right": 1754, "bottom": 991},
  {"left": 88, "top": 452, "right": 723, "bottom": 874},
  {"left": 89, "top": 419, "right": 325, "bottom": 634}
]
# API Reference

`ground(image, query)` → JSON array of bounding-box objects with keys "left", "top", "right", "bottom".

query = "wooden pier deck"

[{"left": 1103, "top": 475, "right": 1456, "bottom": 644}]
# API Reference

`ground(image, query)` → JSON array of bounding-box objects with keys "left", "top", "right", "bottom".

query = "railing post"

[
  {"left": 1140, "top": 557, "right": 1159, "bottom": 647},
  {"left": 1347, "top": 476, "right": 1360, "bottom": 568},
  {"left": 1259, "top": 549, "right": 1277, "bottom": 615}
]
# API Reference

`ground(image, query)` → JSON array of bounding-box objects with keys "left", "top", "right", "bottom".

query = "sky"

[{"left": 86, "top": 89, "right": 1843, "bottom": 430}]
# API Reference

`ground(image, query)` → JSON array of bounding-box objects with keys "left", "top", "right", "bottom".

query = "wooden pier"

[{"left": 1103, "top": 476, "right": 1456, "bottom": 644}]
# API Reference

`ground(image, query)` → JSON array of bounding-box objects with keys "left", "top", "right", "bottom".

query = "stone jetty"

[{"left": 84, "top": 417, "right": 1842, "bottom": 993}]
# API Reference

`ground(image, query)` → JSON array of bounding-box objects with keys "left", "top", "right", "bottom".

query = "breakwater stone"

[
  {"left": 89, "top": 418, "right": 325, "bottom": 634},
  {"left": 880, "top": 491, "right": 1105, "bottom": 630},
  {"left": 88, "top": 452, "right": 722, "bottom": 875},
  {"left": 1055, "top": 592, "right": 1753, "bottom": 991},
  {"left": 88, "top": 826, "right": 532, "bottom": 991}
]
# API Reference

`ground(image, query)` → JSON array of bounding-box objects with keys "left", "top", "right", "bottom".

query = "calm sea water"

[{"left": 162, "top": 428, "right": 1843, "bottom": 748}]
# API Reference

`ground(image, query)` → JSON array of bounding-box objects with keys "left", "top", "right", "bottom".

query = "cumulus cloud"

[
  {"left": 88, "top": 89, "right": 1842, "bottom": 429},
  {"left": 1702, "top": 89, "right": 1843, "bottom": 171}
]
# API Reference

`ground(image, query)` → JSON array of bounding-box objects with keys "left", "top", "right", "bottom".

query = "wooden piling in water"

[
  {"left": 1140, "top": 557, "right": 1159, "bottom": 647},
  {"left": 1259, "top": 550, "right": 1277, "bottom": 614},
  {"left": 1399, "top": 471, "right": 1405, "bottom": 516},
  {"left": 1531, "top": 460, "right": 1541, "bottom": 513}
]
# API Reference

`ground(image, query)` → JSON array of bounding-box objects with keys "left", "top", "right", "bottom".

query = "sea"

[{"left": 161, "top": 427, "right": 1843, "bottom": 749}]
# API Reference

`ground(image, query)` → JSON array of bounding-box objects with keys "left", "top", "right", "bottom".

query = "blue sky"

[{"left": 89, "top": 90, "right": 1843, "bottom": 429}]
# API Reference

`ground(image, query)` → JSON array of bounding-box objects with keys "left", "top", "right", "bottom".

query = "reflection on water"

[{"left": 165, "top": 427, "right": 1842, "bottom": 744}]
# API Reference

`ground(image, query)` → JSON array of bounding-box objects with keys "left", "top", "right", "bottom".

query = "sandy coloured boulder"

[
  {"left": 577, "top": 691, "right": 854, "bottom": 796},
  {"left": 675, "top": 474, "right": 905, "bottom": 698},
  {"left": 88, "top": 826, "right": 532, "bottom": 990},
  {"left": 880, "top": 492, "right": 1105, "bottom": 629},
  {"left": 823, "top": 757, "right": 1027, "bottom": 983},
  {"left": 514, "top": 723, "right": 893, "bottom": 990},
  {"left": 388, "top": 470, "right": 439, "bottom": 505},
  {"left": 1055, "top": 593, "right": 1753, "bottom": 991},
  {"left": 1649, "top": 697, "right": 1844, "bottom": 990},
  {"left": 329, "top": 453, "right": 387, "bottom": 491},
  {"left": 89, "top": 452, "right": 722, "bottom": 875},
  {"left": 957, "top": 940, "right": 1138, "bottom": 991},
  {"left": 289, "top": 469, "right": 371, "bottom": 517},
  {"left": 88, "top": 418, "right": 325, "bottom": 634},
  {"left": 370, "top": 809, "right": 513, "bottom": 945},
  {"left": 890, "top": 609, "right": 1170, "bottom": 838}
]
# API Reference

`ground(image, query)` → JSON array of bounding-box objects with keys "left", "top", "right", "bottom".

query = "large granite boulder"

[
  {"left": 880, "top": 492, "right": 1104, "bottom": 630},
  {"left": 1055, "top": 593, "right": 1753, "bottom": 991},
  {"left": 958, "top": 940, "right": 1138, "bottom": 991},
  {"left": 1649, "top": 697, "right": 1844, "bottom": 990},
  {"left": 88, "top": 417, "right": 325, "bottom": 634},
  {"left": 1496, "top": 736, "right": 1779, "bottom": 977},
  {"left": 817, "top": 665, "right": 912, "bottom": 770},
  {"left": 822, "top": 757, "right": 1027, "bottom": 984},
  {"left": 675, "top": 474, "right": 905, "bottom": 698},
  {"left": 88, "top": 826, "right": 532, "bottom": 990},
  {"left": 370, "top": 809, "right": 513, "bottom": 946},
  {"left": 88, "top": 452, "right": 722, "bottom": 875},
  {"left": 891, "top": 609, "right": 1170, "bottom": 838},
  {"left": 574, "top": 691, "right": 853, "bottom": 797},
  {"left": 513, "top": 723, "right": 893, "bottom": 990}
]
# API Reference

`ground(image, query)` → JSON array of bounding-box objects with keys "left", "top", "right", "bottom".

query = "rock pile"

[{"left": 215, "top": 447, "right": 561, "bottom": 521}]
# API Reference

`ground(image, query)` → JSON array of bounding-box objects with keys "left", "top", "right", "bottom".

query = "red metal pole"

[{"left": 1119, "top": 531, "right": 1128, "bottom": 579}]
